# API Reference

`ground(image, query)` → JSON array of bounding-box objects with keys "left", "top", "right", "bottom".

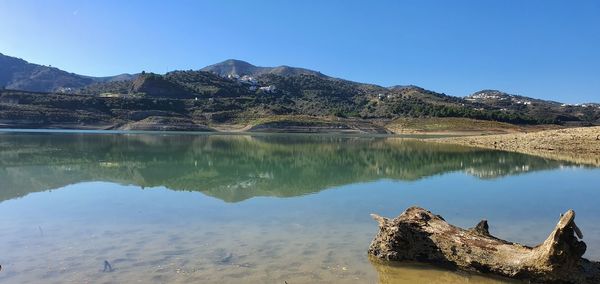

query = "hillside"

[
  {"left": 75, "top": 70, "right": 597, "bottom": 125},
  {"left": 201, "top": 59, "right": 326, "bottom": 78},
  {"left": 465, "top": 90, "right": 598, "bottom": 125},
  {"left": 0, "top": 53, "right": 136, "bottom": 93},
  {"left": 1, "top": 53, "right": 599, "bottom": 131}
]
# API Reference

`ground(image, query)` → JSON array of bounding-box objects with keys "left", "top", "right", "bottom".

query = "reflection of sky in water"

[{"left": 1, "top": 167, "right": 599, "bottom": 283}]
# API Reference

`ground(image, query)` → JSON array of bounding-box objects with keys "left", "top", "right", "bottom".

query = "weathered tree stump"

[{"left": 369, "top": 207, "right": 600, "bottom": 283}]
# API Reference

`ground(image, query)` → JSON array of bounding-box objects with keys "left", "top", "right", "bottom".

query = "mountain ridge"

[
  {"left": 0, "top": 53, "right": 137, "bottom": 93},
  {"left": 1, "top": 52, "right": 595, "bottom": 106},
  {"left": 200, "top": 59, "right": 327, "bottom": 78},
  {"left": 1, "top": 52, "right": 599, "bottom": 130},
  {"left": 466, "top": 89, "right": 562, "bottom": 105}
]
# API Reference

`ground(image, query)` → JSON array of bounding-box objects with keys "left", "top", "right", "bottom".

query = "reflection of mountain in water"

[{"left": 0, "top": 132, "right": 582, "bottom": 203}]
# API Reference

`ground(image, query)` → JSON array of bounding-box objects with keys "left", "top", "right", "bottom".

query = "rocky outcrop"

[
  {"left": 369, "top": 207, "right": 600, "bottom": 283},
  {"left": 131, "top": 74, "right": 196, "bottom": 99}
]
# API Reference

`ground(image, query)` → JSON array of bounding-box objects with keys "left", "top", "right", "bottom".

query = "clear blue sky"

[{"left": 1, "top": 0, "right": 599, "bottom": 103}]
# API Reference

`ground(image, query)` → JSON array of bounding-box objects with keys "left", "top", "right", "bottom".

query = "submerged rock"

[{"left": 211, "top": 248, "right": 235, "bottom": 265}]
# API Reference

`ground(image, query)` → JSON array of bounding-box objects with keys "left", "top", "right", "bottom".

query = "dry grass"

[{"left": 385, "top": 117, "right": 526, "bottom": 135}]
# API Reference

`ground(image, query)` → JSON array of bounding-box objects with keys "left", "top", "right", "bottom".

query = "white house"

[{"left": 259, "top": 85, "right": 276, "bottom": 93}]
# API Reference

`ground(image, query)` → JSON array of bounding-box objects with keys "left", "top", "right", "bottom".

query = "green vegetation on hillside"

[{"left": 1, "top": 54, "right": 599, "bottom": 129}]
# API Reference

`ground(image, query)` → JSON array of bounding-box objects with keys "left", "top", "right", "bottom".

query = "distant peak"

[
  {"left": 473, "top": 89, "right": 508, "bottom": 95},
  {"left": 216, "top": 59, "right": 256, "bottom": 67},
  {"left": 201, "top": 59, "right": 326, "bottom": 78},
  {"left": 200, "top": 59, "right": 260, "bottom": 77},
  {"left": 467, "top": 90, "right": 512, "bottom": 98},
  {"left": 388, "top": 85, "right": 424, "bottom": 91}
]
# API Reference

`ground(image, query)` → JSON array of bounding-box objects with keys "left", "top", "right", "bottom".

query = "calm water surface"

[{"left": 0, "top": 131, "right": 599, "bottom": 283}]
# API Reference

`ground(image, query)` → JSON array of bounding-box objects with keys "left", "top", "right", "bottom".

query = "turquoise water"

[{"left": 0, "top": 132, "right": 598, "bottom": 283}]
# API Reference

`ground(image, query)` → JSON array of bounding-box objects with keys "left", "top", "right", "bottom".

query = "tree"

[{"left": 582, "top": 107, "right": 600, "bottom": 126}]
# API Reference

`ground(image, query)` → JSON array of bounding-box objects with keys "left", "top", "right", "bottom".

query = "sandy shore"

[{"left": 432, "top": 126, "right": 600, "bottom": 166}]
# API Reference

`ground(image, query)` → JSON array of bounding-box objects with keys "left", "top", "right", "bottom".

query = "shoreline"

[
  {"left": 0, "top": 116, "right": 567, "bottom": 136},
  {"left": 431, "top": 126, "right": 600, "bottom": 166},
  {"left": 2, "top": 123, "right": 599, "bottom": 167}
]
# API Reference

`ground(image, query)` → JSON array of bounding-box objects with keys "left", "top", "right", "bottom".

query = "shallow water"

[{"left": 0, "top": 132, "right": 598, "bottom": 283}]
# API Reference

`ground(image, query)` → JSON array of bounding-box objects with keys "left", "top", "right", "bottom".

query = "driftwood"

[{"left": 369, "top": 207, "right": 600, "bottom": 283}]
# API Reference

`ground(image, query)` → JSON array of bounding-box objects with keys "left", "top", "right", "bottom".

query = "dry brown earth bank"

[{"left": 432, "top": 126, "right": 600, "bottom": 166}]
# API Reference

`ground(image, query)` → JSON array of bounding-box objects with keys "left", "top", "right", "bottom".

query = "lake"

[{"left": 0, "top": 131, "right": 599, "bottom": 283}]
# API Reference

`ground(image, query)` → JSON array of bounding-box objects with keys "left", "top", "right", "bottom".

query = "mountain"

[
  {"left": 388, "top": 85, "right": 424, "bottom": 91},
  {"left": 0, "top": 53, "right": 94, "bottom": 92},
  {"left": 79, "top": 70, "right": 257, "bottom": 98},
  {"left": 97, "top": 73, "right": 138, "bottom": 82},
  {"left": 0, "top": 53, "right": 137, "bottom": 92},
  {"left": 129, "top": 73, "right": 197, "bottom": 99},
  {"left": 201, "top": 59, "right": 326, "bottom": 78},
  {"left": 1, "top": 53, "right": 599, "bottom": 130},
  {"left": 465, "top": 90, "right": 561, "bottom": 106},
  {"left": 465, "top": 90, "right": 600, "bottom": 124}
]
